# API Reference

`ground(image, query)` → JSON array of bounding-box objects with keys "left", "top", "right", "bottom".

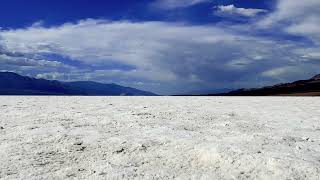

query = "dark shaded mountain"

[
  {"left": 210, "top": 74, "right": 320, "bottom": 96},
  {"left": 66, "top": 81, "right": 156, "bottom": 96},
  {"left": 0, "top": 72, "right": 157, "bottom": 96},
  {"left": 0, "top": 72, "right": 83, "bottom": 95}
]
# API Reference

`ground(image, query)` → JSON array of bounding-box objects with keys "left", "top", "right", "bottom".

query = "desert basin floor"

[{"left": 0, "top": 97, "right": 319, "bottom": 180}]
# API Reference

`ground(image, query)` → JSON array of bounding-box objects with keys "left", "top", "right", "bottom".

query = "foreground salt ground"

[{"left": 0, "top": 97, "right": 319, "bottom": 180}]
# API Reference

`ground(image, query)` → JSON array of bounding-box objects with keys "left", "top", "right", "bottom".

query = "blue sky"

[{"left": 0, "top": 0, "right": 319, "bottom": 94}]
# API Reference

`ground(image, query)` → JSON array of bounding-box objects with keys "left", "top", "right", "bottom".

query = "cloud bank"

[{"left": 260, "top": 0, "right": 320, "bottom": 44}]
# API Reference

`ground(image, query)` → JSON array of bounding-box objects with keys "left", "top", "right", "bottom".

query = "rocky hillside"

[{"left": 213, "top": 74, "right": 320, "bottom": 96}]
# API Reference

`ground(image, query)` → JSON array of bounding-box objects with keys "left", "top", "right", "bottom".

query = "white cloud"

[
  {"left": 215, "top": 5, "right": 268, "bottom": 17},
  {"left": 151, "top": 0, "right": 209, "bottom": 9},
  {"left": 293, "top": 48, "right": 320, "bottom": 61},
  {"left": 261, "top": 64, "right": 320, "bottom": 82},
  {"left": 262, "top": 66, "right": 295, "bottom": 78},
  {"left": 259, "top": 0, "right": 320, "bottom": 44},
  {"left": 36, "top": 72, "right": 65, "bottom": 80}
]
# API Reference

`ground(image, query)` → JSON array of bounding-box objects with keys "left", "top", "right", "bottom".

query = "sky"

[{"left": 0, "top": 0, "right": 319, "bottom": 95}]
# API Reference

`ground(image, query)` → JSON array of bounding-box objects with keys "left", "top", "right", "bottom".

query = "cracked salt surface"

[{"left": 0, "top": 97, "right": 320, "bottom": 179}]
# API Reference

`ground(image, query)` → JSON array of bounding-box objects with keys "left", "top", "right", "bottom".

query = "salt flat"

[{"left": 0, "top": 97, "right": 319, "bottom": 180}]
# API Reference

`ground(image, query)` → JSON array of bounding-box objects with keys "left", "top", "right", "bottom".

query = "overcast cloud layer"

[{"left": 0, "top": 0, "right": 319, "bottom": 94}]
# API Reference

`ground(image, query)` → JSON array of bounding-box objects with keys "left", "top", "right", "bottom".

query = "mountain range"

[
  {"left": 210, "top": 74, "right": 320, "bottom": 96},
  {"left": 0, "top": 72, "right": 157, "bottom": 96},
  {"left": 1, "top": 72, "right": 320, "bottom": 96}
]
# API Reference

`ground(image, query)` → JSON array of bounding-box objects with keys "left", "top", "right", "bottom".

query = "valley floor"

[{"left": 0, "top": 97, "right": 320, "bottom": 180}]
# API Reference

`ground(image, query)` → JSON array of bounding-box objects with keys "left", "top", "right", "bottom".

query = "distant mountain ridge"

[
  {"left": 0, "top": 72, "right": 157, "bottom": 96},
  {"left": 210, "top": 74, "right": 320, "bottom": 96}
]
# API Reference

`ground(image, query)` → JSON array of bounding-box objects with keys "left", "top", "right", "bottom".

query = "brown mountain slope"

[{"left": 212, "top": 74, "right": 320, "bottom": 96}]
